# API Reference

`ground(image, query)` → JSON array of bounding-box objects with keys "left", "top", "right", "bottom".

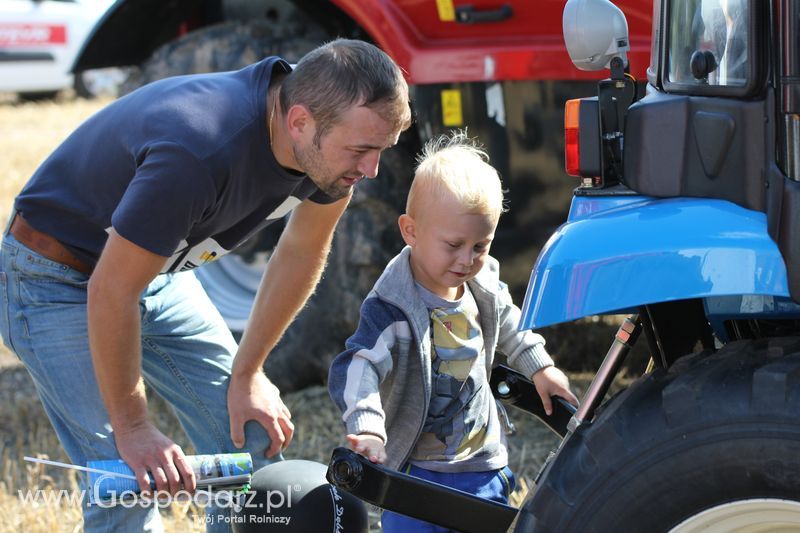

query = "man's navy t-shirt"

[{"left": 15, "top": 57, "right": 334, "bottom": 273}]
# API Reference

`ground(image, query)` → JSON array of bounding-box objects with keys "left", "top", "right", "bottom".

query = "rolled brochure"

[{"left": 87, "top": 453, "right": 253, "bottom": 502}]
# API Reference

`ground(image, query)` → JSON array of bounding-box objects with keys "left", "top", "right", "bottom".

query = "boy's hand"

[
  {"left": 346, "top": 433, "right": 387, "bottom": 464},
  {"left": 531, "top": 366, "right": 580, "bottom": 415}
]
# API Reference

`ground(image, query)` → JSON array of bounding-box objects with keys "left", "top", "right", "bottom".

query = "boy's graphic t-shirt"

[{"left": 409, "top": 283, "right": 507, "bottom": 473}]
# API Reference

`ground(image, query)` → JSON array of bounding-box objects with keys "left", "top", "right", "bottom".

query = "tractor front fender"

[{"left": 520, "top": 196, "right": 789, "bottom": 329}]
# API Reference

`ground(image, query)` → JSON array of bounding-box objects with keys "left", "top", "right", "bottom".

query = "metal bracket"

[
  {"left": 490, "top": 364, "right": 576, "bottom": 437},
  {"left": 326, "top": 448, "right": 517, "bottom": 533}
]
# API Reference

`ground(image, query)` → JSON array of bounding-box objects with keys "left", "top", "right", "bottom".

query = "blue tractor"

[
  {"left": 326, "top": 0, "right": 800, "bottom": 530},
  {"left": 514, "top": 0, "right": 800, "bottom": 530}
]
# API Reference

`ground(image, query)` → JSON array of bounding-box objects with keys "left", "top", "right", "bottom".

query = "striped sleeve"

[{"left": 328, "top": 295, "right": 409, "bottom": 442}]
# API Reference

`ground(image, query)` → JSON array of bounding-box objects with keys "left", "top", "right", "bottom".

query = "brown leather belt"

[{"left": 9, "top": 213, "right": 93, "bottom": 275}]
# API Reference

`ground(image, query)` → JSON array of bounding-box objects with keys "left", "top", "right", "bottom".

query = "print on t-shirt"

[{"left": 106, "top": 196, "right": 304, "bottom": 273}]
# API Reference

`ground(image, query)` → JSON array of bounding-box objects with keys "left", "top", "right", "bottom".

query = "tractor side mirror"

[{"left": 563, "top": 0, "right": 630, "bottom": 72}]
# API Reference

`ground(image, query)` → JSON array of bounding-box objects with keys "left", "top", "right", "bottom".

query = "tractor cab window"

[{"left": 666, "top": 0, "right": 751, "bottom": 92}]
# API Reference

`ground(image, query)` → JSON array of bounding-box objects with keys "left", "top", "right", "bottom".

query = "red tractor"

[{"left": 73, "top": 0, "right": 652, "bottom": 389}]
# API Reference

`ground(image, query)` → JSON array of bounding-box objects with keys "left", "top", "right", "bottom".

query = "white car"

[{"left": 0, "top": 0, "right": 123, "bottom": 99}]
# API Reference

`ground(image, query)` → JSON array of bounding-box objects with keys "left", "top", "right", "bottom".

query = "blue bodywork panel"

[
  {"left": 704, "top": 295, "right": 800, "bottom": 342},
  {"left": 519, "top": 195, "right": 789, "bottom": 329}
]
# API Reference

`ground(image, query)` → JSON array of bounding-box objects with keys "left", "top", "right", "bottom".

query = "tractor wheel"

[
  {"left": 121, "top": 18, "right": 328, "bottom": 93},
  {"left": 515, "top": 337, "right": 800, "bottom": 532},
  {"left": 124, "top": 19, "right": 419, "bottom": 391},
  {"left": 73, "top": 68, "right": 128, "bottom": 99}
]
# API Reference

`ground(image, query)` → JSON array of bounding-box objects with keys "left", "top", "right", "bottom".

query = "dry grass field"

[{"left": 0, "top": 93, "right": 618, "bottom": 532}]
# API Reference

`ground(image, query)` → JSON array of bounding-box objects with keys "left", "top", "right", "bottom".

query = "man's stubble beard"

[{"left": 293, "top": 143, "right": 351, "bottom": 200}]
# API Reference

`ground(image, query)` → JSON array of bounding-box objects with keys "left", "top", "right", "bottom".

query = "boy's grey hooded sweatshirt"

[{"left": 328, "top": 246, "right": 553, "bottom": 471}]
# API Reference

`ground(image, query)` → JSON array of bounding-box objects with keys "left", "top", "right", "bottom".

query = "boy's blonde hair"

[{"left": 407, "top": 130, "right": 506, "bottom": 220}]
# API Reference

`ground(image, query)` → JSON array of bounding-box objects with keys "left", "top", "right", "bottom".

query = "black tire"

[
  {"left": 515, "top": 337, "right": 800, "bottom": 532},
  {"left": 121, "top": 19, "right": 328, "bottom": 94},
  {"left": 73, "top": 68, "right": 128, "bottom": 99},
  {"left": 73, "top": 71, "right": 93, "bottom": 99}
]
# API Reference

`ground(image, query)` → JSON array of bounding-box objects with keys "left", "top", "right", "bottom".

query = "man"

[{"left": 0, "top": 38, "right": 411, "bottom": 531}]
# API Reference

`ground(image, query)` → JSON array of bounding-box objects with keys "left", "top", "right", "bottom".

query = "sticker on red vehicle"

[
  {"left": 0, "top": 24, "right": 67, "bottom": 47},
  {"left": 436, "top": 0, "right": 455, "bottom": 21},
  {"left": 441, "top": 89, "right": 463, "bottom": 126}
]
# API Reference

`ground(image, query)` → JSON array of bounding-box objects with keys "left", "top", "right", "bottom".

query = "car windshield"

[{"left": 667, "top": 0, "right": 749, "bottom": 87}]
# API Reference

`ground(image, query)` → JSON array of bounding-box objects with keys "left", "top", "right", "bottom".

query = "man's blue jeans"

[{"left": 0, "top": 233, "right": 275, "bottom": 532}]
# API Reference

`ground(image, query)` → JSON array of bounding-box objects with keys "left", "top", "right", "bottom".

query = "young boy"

[{"left": 328, "top": 131, "right": 578, "bottom": 532}]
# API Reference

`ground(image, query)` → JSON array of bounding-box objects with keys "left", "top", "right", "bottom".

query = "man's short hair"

[
  {"left": 280, "top": 39, "right": 411, "bottom": 145},
  {"left": 408, "top": 130, "right": 507, "bottom": 220}
]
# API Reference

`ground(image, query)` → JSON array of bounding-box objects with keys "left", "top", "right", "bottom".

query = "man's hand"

[
  {"left": 115, "top": 420, "right": 197, "bottom": 495},
  {"left": 531, "top": 366, "right": 580, "bottom": 416},
  {"left": 228, "top": 370, "right": 294, "bottom": 457},
  {"left": 346, "top": 433, "right": 387, "bottom": 464},
  {"left": 227, "top": 199, "right": 346, "bottom": 457},
  {"left": 87, "top": 231, "right": 194, "bottom": 495}
]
